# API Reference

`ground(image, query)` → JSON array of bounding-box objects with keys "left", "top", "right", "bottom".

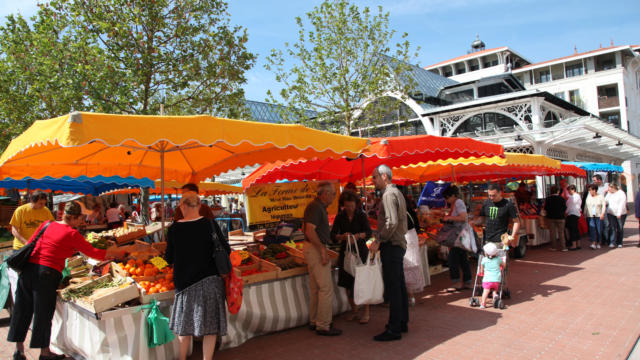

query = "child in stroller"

[{"left": 479, "top": 242, "right": 504, "bottom": 308}]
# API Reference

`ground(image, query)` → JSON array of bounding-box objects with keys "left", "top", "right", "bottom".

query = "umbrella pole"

[
  {"left": 160, "top": 147, "right": 166, "bottom": 241},
  {"left": 361, "top": 157, "right": 366, "bottom": 198}
]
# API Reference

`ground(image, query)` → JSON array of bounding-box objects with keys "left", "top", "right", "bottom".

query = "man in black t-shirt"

[{"left": 477, "top": 184, "right": 520, "bottom": 245}]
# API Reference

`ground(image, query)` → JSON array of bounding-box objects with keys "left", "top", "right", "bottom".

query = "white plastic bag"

[
  {"left": 354, "top": 252, "right": 384, "bottom": 305},
  {"left": 457, "top": 222, "right": 477, "bottom": 253},
  {"left": 343, "top": 234, "right": 362, "bottom": 277}
]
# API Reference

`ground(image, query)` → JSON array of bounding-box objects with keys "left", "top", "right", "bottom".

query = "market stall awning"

[
  {"left": 552, "top": 164, "right": 587, "bottom": 178},
  {"left": 392, "top": 153, "right": 561, "bottom": 183},
  {"left": 562, "top": 161, "right": 624, "bottom": 173},
  {"left": 0, "top": 112, "right": 369, "bottom": 183},
  {"left": 242, "top": 135, "right": 504, "bottom": 188},
  {"left": 0, "top": 175, "right": 154, "bottom": 196},
  {"left": 102, "top": 181, "right": 243, "bottom": 196}
]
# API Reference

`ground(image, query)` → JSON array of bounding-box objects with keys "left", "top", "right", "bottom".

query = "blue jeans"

[
  {"left": 607, "top": 214, "right": 626, "bottom": 246},
  {"left": 587, "top": 217, "right": 602, "bottom": 244},
  {"left": 600, "top": 214, "right": 610, "bottom": 245}
]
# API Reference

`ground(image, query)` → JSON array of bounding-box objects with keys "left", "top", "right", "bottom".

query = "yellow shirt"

[{"left": 9, "top": 203, "right": 54, "bottom": 250}]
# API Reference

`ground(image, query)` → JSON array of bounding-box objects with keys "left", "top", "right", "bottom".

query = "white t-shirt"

[
  {"left": 565, "top": 193, "right": 582, "bottom": 217},
  {"left": 450, "top": 198, "right": 467, "bottom": 218},
  {"left": 605, "top": 190, "right": 627, "bottom": 216},
  {"left": 597, "top": 183, "right": 609, "bottom": 197}
]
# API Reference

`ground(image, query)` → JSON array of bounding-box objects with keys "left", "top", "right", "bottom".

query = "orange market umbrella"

[
  {"left": 103, "top": 181, "right": 243, "bottom": 196},
  {"left": 242, "top": 135, "right": 504, "bottom": 189},
  {"left": 0, "top": 111, "right": 368, "bottom": 234}
]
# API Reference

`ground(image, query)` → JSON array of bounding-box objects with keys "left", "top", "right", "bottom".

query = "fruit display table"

[{"left": 50, "top": 271, "right": 350, "bottom": 358}]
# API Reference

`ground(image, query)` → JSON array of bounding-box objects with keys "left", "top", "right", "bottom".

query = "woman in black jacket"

[{"left": 544, "top": 186, "right": 568, "bottom": 251}]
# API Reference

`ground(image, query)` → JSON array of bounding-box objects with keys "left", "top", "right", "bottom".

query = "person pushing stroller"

[{"left": 478, "top": 242, "right": 504, "bottom": 308}]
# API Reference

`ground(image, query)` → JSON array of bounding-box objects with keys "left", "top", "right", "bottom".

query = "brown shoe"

[{"left": 316, "top": 327, "right": 342, "bottom": 336}]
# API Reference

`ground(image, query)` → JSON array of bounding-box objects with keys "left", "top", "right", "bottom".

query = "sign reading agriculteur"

[{"left": 246, "top": 181, "right": 339, "bottom": 224}]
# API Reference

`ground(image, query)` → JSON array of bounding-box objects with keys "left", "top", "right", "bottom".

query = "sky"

[{"left": 1, "top": 0, "right": 639, "bottom": 102}]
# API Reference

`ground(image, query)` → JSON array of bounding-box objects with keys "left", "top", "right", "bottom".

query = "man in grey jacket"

[{"left": 369, "top": 164, "right": 408, "bottom": 341}]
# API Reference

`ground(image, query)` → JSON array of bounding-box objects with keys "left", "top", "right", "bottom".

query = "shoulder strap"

[{"left": 32, "top": 221, "right": 52, "bottom": 245}]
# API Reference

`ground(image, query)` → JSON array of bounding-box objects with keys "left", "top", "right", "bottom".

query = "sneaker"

[
  {"left": 549, "top": 248, "right": 557, "bottom": 251},
  {"left": 609, "top": 244, "right": 615, "bottom": 248},
  {"left": 597, "top": 244, "right": 601, "bottom": 249},
  {"left": 479, "top": 305, "right": 486, "bottom": 309},
  {"left": 561, "top": 249, "right": 569, "bottom": 252},
  {"left": 590, "top": 244, "right": 596, "bottom": 250},
  {"left": 618, "top": 245, "right": 623, "bottom": 248}
]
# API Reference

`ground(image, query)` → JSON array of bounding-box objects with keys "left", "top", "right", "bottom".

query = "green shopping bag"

[
  {"left": 144, "top": 299, "right": 175, "bottom": 348},
  {"left": 61, "top": 259, "right": 71, "bottom": 283},
  {"left": 0, "top": 261, "right": 10, "bottom": 310}
]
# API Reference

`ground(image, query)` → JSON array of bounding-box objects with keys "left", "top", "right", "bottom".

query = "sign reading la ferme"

[{"left": 246, "top": 181, "right": 339, "bottom": 225}]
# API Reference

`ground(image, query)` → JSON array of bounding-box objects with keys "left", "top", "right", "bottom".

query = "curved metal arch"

[
  {"left": 444, "top": 109, "right": 529, "bottom": 137},
  {"left": 352, "top": 92, "right": 436, "bottom": 134}
]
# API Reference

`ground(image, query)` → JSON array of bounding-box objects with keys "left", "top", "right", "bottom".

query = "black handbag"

[
  {"left": 209, "top": 220, "right": 232, "bottom": 275},
  {"left": 6, "top": 221, "right": 52, "bottom": 272}
]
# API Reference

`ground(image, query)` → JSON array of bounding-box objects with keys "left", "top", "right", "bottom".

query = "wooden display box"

[
  {"left": 151, "top": 241, "right": 167, "bottom": 254},
  {"left": 282, "top": 243, "right": 338, "bottom": 266},
  {"left": 234, "top": 258, "right": 279, "bottom": 285},
  {"left": 115, "top": 229, "right": 147, "bottom": 245},
  {"left": 67, "top": 274, "right": 140, "bottom": 314},
  {"left": 139, "top": 288, "right": 175, "bottom": 304},
  {"left": 275, "top": 257, "right": 308, "bottom": 279}
]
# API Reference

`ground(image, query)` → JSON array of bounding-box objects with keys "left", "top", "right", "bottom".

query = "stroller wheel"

[
  {"left": 469, "top": 298, "right": 478, "bottom": 307},
  {"left": 498, "top": 299, "right": 505, "bottom": 309}
]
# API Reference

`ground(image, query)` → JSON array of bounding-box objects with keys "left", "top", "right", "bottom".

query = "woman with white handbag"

[{"left": 330, "top": 191, "right": 372, "bottom": 324}]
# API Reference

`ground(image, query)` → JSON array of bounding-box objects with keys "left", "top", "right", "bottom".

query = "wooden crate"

[
  {"left": 275, "top": 257, "right": 308, "bottom": 279},
  {"left": 139, "top": 289, "right": 175, "bottom": 304},
  {"left": 115, "top": 229, "right": 147, "bottom": 245},
  {"left": 234, "top": 259, "right": 279, "bottom": 285},
  {"left": 66, "top": 274, "right": 140, "bottom": 314},
  {"left": 151, "top": 241, "right": 167, "bottom": 254}
]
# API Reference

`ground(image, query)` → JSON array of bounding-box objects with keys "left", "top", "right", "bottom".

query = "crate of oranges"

[
  {"left": 137, "top": 269, "right": 175, "bottom": 304},
  {"left": 114, "top": 258, "right": 162, "bottom": 281}
]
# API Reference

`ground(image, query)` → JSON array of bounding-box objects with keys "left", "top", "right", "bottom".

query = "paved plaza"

[{"left": 2, "top": 218, "right": 639, "bottom": 360}]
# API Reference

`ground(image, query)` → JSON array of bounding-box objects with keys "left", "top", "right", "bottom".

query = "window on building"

[
  {"left": 565, "top": 63, "right": 584, "bottom": 78},
  {"left": 595, "top": 53, "right": 616, "bottom": 71},
  {"left": 636, "top": 71, "right": 640, "bottom": 89},
  {"left": 537, "top": 69, "right": 551, "bottom": 83},
  {"left": 569, "top": 89, "right": 583, "bottom": 107},
  {"left": 597, "top": 84, "right": 619, "bottom": 109},
  {"left": 456, "top": 65, "right": 466, "bottom": 74},
  {"left": 600, "top": 111, "right": 621, "bottom": 128},
  {"left": 554, "top": 92, "right": 565, "bottom": 100},
  {"left": 484, "top": 59, "right": 499, "bottom": 67},
  {"left": 478, "top": 82, "right": 512, "bottom": 97},
  {"left": 452, "top": 112, "right": 518, "bottom": 136},
  {"left": 469, "top": 62, "right": 479, "bottom": 71},
  {"left": 543, "top": 111, "right": 561, "bottom": 128},
  {"left": 443, "top": 68, "right": 453, "bottom": 77}
]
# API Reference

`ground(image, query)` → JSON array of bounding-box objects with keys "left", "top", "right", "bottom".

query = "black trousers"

[
  {"left": 448, "top": 246, "right": 472, "bottom": 284},
  {"left": 380, "top": 243, "right": 408, "bottom": 334},
  {"left": 7, "top": 263, "right": 61, "bottom": 348},
  {"left": 566, "top": 215, "right": 580, "bottom": 244}
]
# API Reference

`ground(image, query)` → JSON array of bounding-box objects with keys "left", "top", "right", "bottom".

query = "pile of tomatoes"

[{"left": 137, "top": 273, "right": 174, "bottom": 295}]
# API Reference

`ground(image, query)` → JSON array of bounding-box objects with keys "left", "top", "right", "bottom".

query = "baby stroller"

[{"left": 469, "top": 240, "right": 510, "bottom": 309}]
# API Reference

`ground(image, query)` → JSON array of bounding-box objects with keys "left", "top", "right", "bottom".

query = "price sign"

[{"left": 149, "top": 256, "right": 169, "bottom": 270}]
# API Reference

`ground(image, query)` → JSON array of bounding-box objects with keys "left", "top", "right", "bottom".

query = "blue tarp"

[
  {"left": 563, "top": 162, "right": 624, "bottom": 173},
  {"left": 0, "top": 176, "right": 155, "bottom": 196}
]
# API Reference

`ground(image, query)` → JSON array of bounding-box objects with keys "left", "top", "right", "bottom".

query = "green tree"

[
  {"left": 265, "top": 0, "right": 418, "bottom": 135},
  {"left": 0, "top": 0, "right": 255, "bottom": 151}
]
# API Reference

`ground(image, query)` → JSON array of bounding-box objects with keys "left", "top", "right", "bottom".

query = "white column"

[{"left": 530, "top": 98, "right": 543, "bottom": 130}]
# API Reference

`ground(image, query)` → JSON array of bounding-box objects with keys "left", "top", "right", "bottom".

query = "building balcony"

[{"left": 598, "top": 95, "right": 619, "bottom": 109}]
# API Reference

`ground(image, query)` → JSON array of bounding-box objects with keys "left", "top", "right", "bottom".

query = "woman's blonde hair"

[{"left": 181, "top": 192, "right": 201, "bottom": 208}]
